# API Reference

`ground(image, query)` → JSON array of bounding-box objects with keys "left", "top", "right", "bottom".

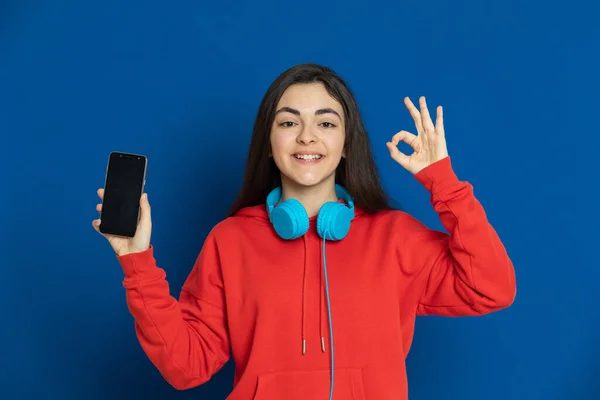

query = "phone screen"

[{"left": 100, "top": 152, "right": 147, "bottom": 237}]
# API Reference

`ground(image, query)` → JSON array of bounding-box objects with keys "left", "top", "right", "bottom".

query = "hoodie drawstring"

[
  {"left": 301, "top": 235, "right": 330, "bottom": 354},
  {"left": 320, "top": 254, "right": 326, "bottom": 353},
  {"left": 302, "top": 235, "right": 308, "bottom": 355},
  {"left": 301, "top": 234, "right": 335, "bottom": 400},
  {"left": 322, "top": 237, "right": 335, "bottom": 400}
]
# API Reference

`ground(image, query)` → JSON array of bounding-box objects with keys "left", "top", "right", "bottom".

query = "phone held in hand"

[{"left": 100, "top": 151, "right": 148, "bottom": 238}]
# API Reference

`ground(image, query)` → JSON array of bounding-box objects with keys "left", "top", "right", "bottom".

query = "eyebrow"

[{"left": 275, "top": 106, "right": 342, "bottom": 120}]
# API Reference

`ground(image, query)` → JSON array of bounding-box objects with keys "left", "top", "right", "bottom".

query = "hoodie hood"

[{"left": 233, "top": 200, "right": 364, "bottom": 220}]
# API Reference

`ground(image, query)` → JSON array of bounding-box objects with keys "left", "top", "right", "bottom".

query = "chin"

[
  {"left": 281, "top": 171, "right": 336, "bottom": 189},
  {"left": 275, "top": 155, "right": 342, "bottom": 189}
]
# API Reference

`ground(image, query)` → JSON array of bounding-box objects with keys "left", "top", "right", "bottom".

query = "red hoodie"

[{"left": 116, "top": 156, "right": 516, "bottom": 399}]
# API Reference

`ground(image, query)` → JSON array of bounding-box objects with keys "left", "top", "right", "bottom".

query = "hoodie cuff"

[
  {"left": 413, "top": 156, "right": 460, "bottom": 194},
  {"left": 116, "top": 244, "right": 159, "bottom": 279}
]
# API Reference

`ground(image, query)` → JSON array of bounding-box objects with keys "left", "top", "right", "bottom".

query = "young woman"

[{"left": 93, "top": 63, "right": 516, "bottom": 400}]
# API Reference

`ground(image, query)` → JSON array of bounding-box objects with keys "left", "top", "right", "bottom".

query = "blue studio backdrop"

[{"left": 1, "top": 0, "right": 598, "bottom": 399}]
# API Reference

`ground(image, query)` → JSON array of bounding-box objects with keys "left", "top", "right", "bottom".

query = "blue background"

[{"left": 1, "top": 0, "right": 598, "bottom": 399}]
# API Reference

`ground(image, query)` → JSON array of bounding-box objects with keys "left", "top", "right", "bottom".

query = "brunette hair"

[{"left": 228, "top": 63, "right": 396, "bottom": 216}]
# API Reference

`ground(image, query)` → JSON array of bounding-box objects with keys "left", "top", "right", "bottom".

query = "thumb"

[{"left": 139, "top": 193, "right": 151, "bottom": 224}]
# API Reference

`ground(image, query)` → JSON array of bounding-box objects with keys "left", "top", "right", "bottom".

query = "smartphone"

[{"left": 99, "top": 151, "right": 148, "bottom": 237}]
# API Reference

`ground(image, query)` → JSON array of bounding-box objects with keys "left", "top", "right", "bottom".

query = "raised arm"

[
  {"left": 406, "top": 157, "right": 516, "bottom": 316},
  {"left": 387, "top": 96, "right": 516, "bottom": 316}
]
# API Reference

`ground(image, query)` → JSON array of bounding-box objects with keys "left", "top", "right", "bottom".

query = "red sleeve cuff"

[
  {"left": 116, "top": 244, "right": 159, "bottom": 278},
  {"left": 413, "top": 156, "right": 460, "bottom": 193}
]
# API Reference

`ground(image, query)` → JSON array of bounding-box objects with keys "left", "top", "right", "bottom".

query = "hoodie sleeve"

[
  {"left": 405, "top": 156, "right": 516, "bottom": 316},
  {"left": 116, "top": 230, "right": 230, "bottom": 390}
]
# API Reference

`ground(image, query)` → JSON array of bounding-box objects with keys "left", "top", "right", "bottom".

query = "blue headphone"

[{"left": 266, "top": 184, "right": 355, "bottom": 240}]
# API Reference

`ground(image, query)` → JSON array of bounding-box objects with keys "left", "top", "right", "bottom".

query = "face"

[{"left": 270, "top": 83, "right": 346, "bottom": 190}]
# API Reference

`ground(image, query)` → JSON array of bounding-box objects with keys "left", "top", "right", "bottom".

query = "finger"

[
  {"left": 435, "top": 105, "right": 444, "bottom": 135},
  {"left": 139, "top": 193, "right": 151, "bottom": 225},
  {"left": 96, "top": 203, "right": 102, "bottom": 213},
  {"left": 391, "top": 130, "right": 420, "bottom": 152},
  {"left": 419, "top": 96, "right": 435, "bottom": 132},
  {"left": 386, "top": 142, "right": 410, "bottom": 169},
  {"left": 92, "top": 219, "right": 101, "bottom": 233},
  {"left": 404, "top": 97, "right": 424, "bottom": 133},
  {"left": 97, "top": 188, "right": 104, "bottom": 200},
  {"left": 140, "top": 193, "right": 149, "bottom": 207}
]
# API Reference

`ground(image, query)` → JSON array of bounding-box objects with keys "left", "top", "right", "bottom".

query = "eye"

[
  {"left": 320, "top": 122, "right": 336, "bottom": 128},
  {"left": 279, "top": 121, "right": 297, "bottom": 127}
]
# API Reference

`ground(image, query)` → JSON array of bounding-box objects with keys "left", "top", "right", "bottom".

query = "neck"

[{"left": 280, "top": 176, "right": 338, "bottom": 218}]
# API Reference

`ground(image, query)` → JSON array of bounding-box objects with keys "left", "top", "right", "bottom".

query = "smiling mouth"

[{"left": 292, "top": 153, "right": 325, "bottom": 161}]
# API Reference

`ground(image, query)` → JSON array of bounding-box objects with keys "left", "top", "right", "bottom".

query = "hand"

[
  {"left": 92, "top": 188, "right": 152, "bottom": 256},
  {"left": 386, "top": 96, "right": 449, "bottom": 175}
]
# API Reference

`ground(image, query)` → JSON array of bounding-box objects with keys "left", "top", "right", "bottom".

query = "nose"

[{"left": 296, "top": 125, "right": 318, "bottom": 145}]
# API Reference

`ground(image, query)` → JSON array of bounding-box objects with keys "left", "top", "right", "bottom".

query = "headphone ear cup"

[
  {"left": 270, "top": 199, "right": 309, "bottom": 240},
  {"left": 317, "top": 202, "right": 352, "bottom": 241}
]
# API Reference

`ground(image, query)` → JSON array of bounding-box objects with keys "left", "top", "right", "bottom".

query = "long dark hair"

[{"left": 228, "top": 63, "right": 395, "bottom": 216}]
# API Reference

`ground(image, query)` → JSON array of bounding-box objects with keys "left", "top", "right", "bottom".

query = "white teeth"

[{"left": 294, "top": 154, "right": 323, "bottom": 160}]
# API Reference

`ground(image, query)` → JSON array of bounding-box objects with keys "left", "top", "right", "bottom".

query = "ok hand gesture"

[{"left": 386, "top": 96, "right": 449, "bottom": 175}]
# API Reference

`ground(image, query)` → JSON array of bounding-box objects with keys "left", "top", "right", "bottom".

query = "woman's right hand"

[{"left": 92, "top": 188, "right": 153, "bottom": 257}]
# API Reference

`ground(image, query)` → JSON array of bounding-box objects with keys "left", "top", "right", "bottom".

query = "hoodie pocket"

[{"left": 252, "top": 368, "right": 367, "bottom": 400}]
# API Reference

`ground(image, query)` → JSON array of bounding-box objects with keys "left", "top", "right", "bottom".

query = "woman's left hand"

[{"left": 386, "top": 96, "right": 449, "bottom": 175}]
